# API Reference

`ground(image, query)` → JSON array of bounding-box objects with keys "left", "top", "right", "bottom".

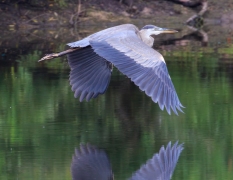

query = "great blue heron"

[
  {"left": 71, "top": 141, "right": 183, "bottom": 180},
  {"left": 39, "top": 24, "right": 184, "bottom": 115}
]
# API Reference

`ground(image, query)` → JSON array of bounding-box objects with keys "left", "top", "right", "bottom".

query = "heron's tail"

[{"left": 38, "top": 48, "right": 80, "bottom": 62}]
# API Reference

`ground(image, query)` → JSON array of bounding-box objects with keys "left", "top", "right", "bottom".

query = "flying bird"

[
  {"left": 39, "top": 24, "right": 184, "bottom": 115},
  {"left": 71, "top": 141, "right": 183, "bottom": 180}
]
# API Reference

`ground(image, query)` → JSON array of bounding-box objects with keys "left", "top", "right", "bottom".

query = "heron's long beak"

[{"left": 160, "top": 28, "right": 178, "bottom": 34}]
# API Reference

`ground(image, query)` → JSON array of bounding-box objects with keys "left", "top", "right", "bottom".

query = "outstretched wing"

[
  {"left": 67, "top": 46, "right": 112, "bottom": 101},
  {"left": 129, "top": 141, "right": 183, "bottom": 180},
  {"left": 89, "top": 24, "right": 183, "bottom": 115},
  {"left": 71, "top": 144, "right": 113, "bottom": 180}
]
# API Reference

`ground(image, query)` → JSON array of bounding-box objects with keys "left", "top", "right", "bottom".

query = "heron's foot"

[{"left": 38, "top": 53, "right": 59, "bottom": 62}]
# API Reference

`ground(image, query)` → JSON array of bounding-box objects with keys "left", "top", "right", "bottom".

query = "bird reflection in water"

[
  {"left": 39, "top": 24, "right": 184, "bottom": 115},
  {"left": 71, "top": 141, "right": 183, "bottom": 180}
]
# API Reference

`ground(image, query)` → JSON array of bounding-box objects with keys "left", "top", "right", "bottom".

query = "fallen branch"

[{"left": 186, "top": 1, "right": 208, "bottom": 24}]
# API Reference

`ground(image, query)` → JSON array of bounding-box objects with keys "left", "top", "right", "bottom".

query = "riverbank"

[{"left": 0, "top": 0, "right": 203, "bottom": 29}]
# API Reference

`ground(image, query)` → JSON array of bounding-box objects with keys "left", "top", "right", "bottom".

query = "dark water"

[{"left": 0, "top": 22, "right": 233, "bottom": 180}]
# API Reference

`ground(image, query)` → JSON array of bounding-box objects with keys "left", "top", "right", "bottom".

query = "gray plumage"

[
  {"left": 39, "top": 24, "right": 184, "bottom": 115},
  {"left": 68, "top": 47, "right": 112, "bottom": 101},
  {"left": 71, "top": 141, "right": 183, "bottom": 180}
]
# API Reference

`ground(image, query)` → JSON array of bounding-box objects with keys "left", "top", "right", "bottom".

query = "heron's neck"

[{"left": 139, "top": 31, "right": 154, "bottom": 47}]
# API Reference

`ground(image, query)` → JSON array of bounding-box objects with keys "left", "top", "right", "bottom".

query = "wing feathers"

[
  {"left": 90, "top": 31, "right": 183, "bottom": 114},
  {"left": 67, "top": 46, "right": 112, "bottom": 102}
]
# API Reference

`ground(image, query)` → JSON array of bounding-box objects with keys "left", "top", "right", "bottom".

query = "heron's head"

[{"left": 140, "top": 25, "right": 178, "bottom": 36}]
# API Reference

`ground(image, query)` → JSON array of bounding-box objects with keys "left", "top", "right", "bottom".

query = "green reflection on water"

[{"left": 1, "top": 27, "right": 233, "bottom": 180}]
